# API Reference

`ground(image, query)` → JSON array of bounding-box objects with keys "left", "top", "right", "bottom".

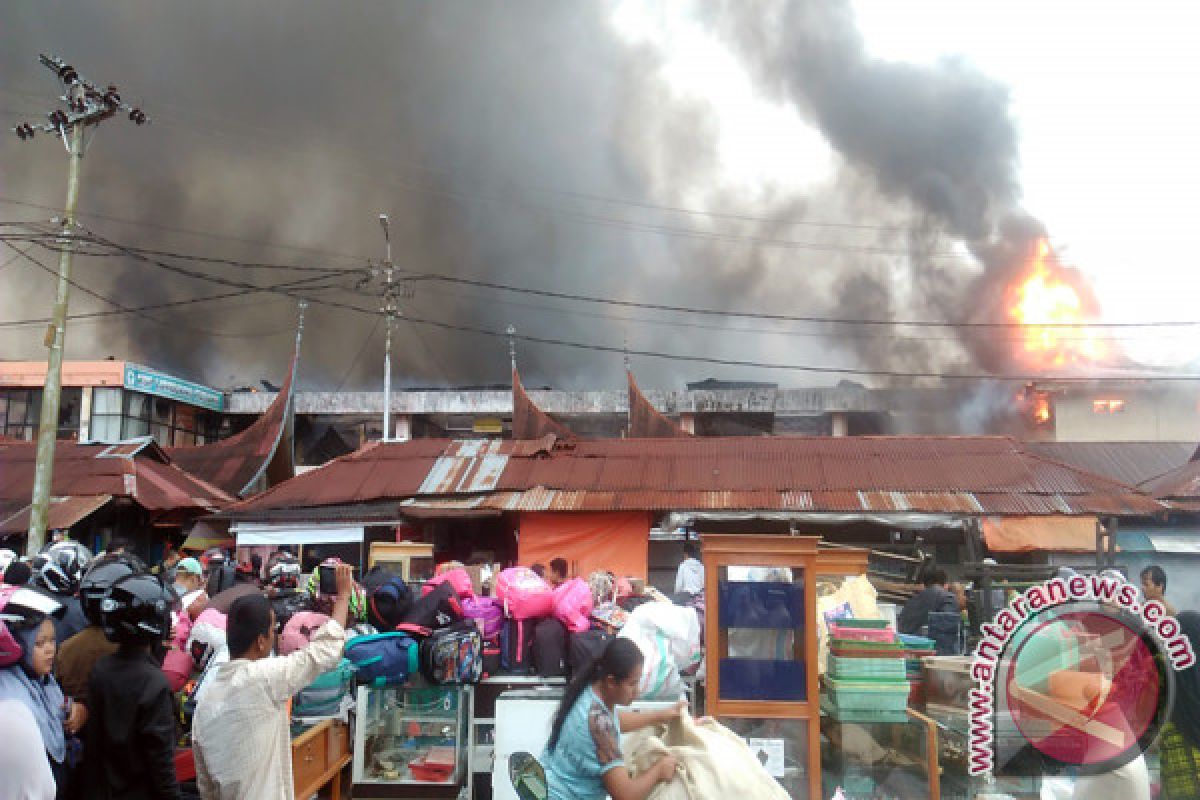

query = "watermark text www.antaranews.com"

[{"left": 968, "top": 572, "right": 1195, "bottom": 775}]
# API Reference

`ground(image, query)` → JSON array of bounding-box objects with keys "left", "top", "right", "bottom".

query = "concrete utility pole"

[{"left": 15, "top": 55, "right": 147, "bottom": 555}]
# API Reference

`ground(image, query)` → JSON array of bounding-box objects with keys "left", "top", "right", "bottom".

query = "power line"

[
  {"left": 333, "top": 315, "right": 382, "bottom": 392},
  {"left": 401, "top": 270, "right": 1200, "bottom": 330},
  {"left": 50, "top": 223, "right": 1200, "bottom": 333},
  {"left": 392, "top": 310, "right": 1200, "bottom": 383},
  {"left": 15, "top": 232, "right": 1200, "bottom": 383},
  {"left": 2, "top": 240, "right": 343, "bottom": 336},
  {"left": 0, "top": 196, "right": 370, "bottom": 264}
]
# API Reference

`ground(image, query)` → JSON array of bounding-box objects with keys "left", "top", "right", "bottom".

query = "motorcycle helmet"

[
  {"left": 268, "top": 553, "right": 301, "bottom": 589},
  {"left": 0, "top": 585, "right": 64, "bottom": 667},
  {"left": 100, "top": 573, "right": 177, "bottom": 645},
  {"left": 80, "top": 555, "right": 141, "bottom": 626},
  {"left": 186, "top": 608, "right": 228, "bottom": 671},
  {"left": 33, "top": 540, "right": 93, "bottom": 594}
]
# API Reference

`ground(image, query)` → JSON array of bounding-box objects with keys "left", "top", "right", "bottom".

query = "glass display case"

[
  {"left": 352, "top": 684, "right": 471, "bottom": 798},
  {"left": 820, "top": 705, "right": 939, "bottom": 799}
]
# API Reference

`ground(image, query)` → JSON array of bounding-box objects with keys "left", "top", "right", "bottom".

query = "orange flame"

[{"left": 1007, "top": 239, "right": 1106, "bottom": 370}]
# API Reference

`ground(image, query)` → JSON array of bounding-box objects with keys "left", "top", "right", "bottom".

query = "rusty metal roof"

[
  {"left": 512, "top": 367, "right": 575, "bottom": 440},
  {"left": 0, "top": 440, "right": 232, "bottom": 518},
  {"left": 627, "top": 371, "right": 690, "bottom": 438},
  {"left": 166, "top": 350, "right": 297, "bottom": 496},
  {"left": 1025, "top": 441, "right": 1196, "bottom": 489},
  {"left": 227, "top": 435, "right": 1165, "bottom": 518},
  {"left": 0, "top": 494, "right": 112, "bottom": 535}
]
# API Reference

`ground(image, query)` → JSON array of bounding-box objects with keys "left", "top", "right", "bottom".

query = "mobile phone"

[{"left": 318, "top": 565, "right": 338, "bottom": 596}]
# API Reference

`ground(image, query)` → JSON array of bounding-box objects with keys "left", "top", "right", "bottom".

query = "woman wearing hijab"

[
  {"left": 0, "top": 590, "right": 76, "bottom": 798},
  {"left": 1160, "top": 611, "right": 1200, "bottom": 799}
]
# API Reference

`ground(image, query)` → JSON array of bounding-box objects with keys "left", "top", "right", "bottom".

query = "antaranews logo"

[{"left": 969, "top": 572, "right": 1194, "bottom": 776}]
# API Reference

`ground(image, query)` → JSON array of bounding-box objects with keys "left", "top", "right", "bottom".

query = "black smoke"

[{"left": 1, "top": 1, "right": 1044, "bottom": 395}]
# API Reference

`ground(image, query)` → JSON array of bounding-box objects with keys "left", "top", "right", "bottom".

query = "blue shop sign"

[{"left": 123, "top": 363, "right": 224, "bottom": 411}]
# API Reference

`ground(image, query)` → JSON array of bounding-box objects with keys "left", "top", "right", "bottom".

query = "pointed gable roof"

[
  {"left": 166, "top": 312, "right": 304, "bottom": 498},
  {"left": 627, "top": 371, "right": 691, "bottom": 438},
  {"left": 167, "top": 355, "right": 295, "bottom": 497},
  {"left": 512, "top": 367, "right": 575, "bottom": 440}
]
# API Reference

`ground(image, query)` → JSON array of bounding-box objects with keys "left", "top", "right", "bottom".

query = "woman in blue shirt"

[{"left": 542, "top": 637, "right": 680, "bottom": 800}]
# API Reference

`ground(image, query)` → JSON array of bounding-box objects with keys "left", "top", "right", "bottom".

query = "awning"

[
  {"left": 1117, "top": 529, "right": 1200, "bottom": 554},
  {"left": 181, "top": 519, "right": 235, "bottom": 552},
  {"left": 982, "top": 515, "right": 1098, "bottom": 553},
  {"left": 0, "top": 494, "right": 112, "bottom": 535},
  {"left": 232, "top": 523, "right": 364, "bottom": 546}
]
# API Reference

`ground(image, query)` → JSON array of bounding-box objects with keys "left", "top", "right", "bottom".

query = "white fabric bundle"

[
  {"left": 623, "top": 714, "right": 790, "bottom": 800},
  {"left": 619, "top": 602, "right": 702, "bottom": 700}
]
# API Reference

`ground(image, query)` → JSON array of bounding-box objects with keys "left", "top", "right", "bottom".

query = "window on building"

[
  {"left": 0, "top": 388, "right": 41, "bottom": 440},
  {"left": 90, "top": 388, "right": 123, "bottom": 442},
  {"left": 1092, "top": 399, "right": 1126, "bottom": 414},
  {"left": 122, "top": 391, "right": 151, "bottom": 438},
  {"left": 57, "top": 387, "right": 81, "bottom": 439}
]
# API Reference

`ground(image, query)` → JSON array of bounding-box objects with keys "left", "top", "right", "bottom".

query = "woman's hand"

[
  {"left": 655, "top": 754, "right": 679, "bottom": 782},
  {"left": 64, "top": 701, "right": 87, "bottom": 736}
]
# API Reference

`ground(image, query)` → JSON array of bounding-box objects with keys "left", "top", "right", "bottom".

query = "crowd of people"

[{"left": 0, "top": 540, "right": 359, "bottom": 800}]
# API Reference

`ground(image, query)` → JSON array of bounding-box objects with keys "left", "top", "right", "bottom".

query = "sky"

[{"left": 2, "top": 1, "right": 1199, "bottom": 388}]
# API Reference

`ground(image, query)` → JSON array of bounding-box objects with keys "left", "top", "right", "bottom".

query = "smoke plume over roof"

[{"left": 1, "top": 1, "right": 1044, "bottom": 391}]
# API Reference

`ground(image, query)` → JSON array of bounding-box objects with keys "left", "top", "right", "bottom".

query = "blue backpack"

[
  {"left": 293, "top": 658, "right": 355, "bottom": 717},
  {"left": 345, "top": 631, "right": 419, "bottom": 686}
]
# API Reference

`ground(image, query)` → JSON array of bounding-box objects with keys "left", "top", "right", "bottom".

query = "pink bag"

[
  {"left": 280, "top": 611, "right": 331, "bottom": 655},
  {"left": 494, "top": 567, "right": 554, "bottom": 620},
  {"left": 553, "top": 578, "right": 595, "bottom": 634},
  {"left": 463, "top": 596, "right": 504, "bottom": 639},
  {"left": 421, "top": 567, "right": 475, "bottom": 599},
  {"left": 161, "top": 648, "right": 192, "bottom": 692}
]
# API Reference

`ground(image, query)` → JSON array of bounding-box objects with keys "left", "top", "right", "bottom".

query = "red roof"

[
  {"left": 166, "top": 352, "right": 296, "bottom": 496},
  {"left": 627, "top": 372, "right": 690, "bottom": 438},
  {"left": 228, "top": 435, "right": 1163, "bottom": 517},
  {"left": 0, "top": 440, "right": 233, "bottom": 521},
  {"left": 0, "top": 494, "right": 111, "bottom": 535},
  {"left": 511, "top": 368, "right": 575, "bottom": 440}
]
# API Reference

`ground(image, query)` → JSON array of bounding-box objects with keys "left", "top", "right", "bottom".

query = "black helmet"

[
  {"left": 80, "top": 556, "right": 140, "bottom": 625},
  {"left": 101, "top": 573, "right": 177, "bottom": 645},
  {"left": 32, "top": 540, "right": 93, "bottom": 595}
]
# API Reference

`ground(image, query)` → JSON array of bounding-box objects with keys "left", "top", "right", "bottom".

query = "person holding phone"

[{"left": 193, "top": 563, "right": 354, "bottom": 800}]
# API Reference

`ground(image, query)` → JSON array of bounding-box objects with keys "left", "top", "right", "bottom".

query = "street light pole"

[
  {"left": 379, "top": 214, "right": 393, "bottom": 442},
  {"left": 16, "top": 55, "right": 148, "bottom": 555}
]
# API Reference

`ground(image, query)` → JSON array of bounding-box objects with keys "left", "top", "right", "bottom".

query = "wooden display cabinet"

[
  {"left": 702, "top": 534, "right": 870, "bottom": 799},
  {"left": 292, "top": 718, "right": 351, "bottom": 800}
]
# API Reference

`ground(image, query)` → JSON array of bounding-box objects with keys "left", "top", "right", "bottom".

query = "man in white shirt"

[
  {"left": 674, "top": 541, "right": 704, "bottom": 597},
  {"left": 193, "top": 562, "right": 352, "bottom": 800}
]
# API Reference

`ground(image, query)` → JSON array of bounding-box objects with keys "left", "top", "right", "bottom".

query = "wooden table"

[{"left": 293, "top": 719, "right": 351, "bottom": 800}]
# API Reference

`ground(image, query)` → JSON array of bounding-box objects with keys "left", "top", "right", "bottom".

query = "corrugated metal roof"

[
  {"left": 0, "top": 441, "right": 232, "bottom": 518},
  {"left": 1026, "top": 441, "right": 1196, "bottom": 488},
  {"left": 0, "top": 494, "right": 112, "bottom": 535},
  {"left": 1144, "top": 460, "right": 1200, "bottom": 502},
  {"left": 166, "top": 351, "right": 297, "bottom": 496},
  {"left": 227, "top": 435, "right": 1165, "bottom": 518}
]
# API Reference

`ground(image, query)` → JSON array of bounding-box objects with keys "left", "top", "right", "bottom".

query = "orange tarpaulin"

[
  {"left": 982, "top": 515, "right": 1098, "bottom": 553},
  {"left": 518, "top": 512, "right": 651, "bottom": 581}
]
